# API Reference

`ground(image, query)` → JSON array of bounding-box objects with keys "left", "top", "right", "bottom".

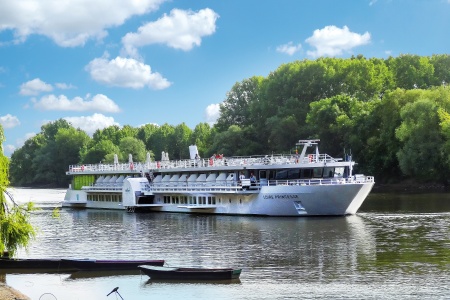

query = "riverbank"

[{"left": 0, "top": 283, "right": 30, "bottom": 300}]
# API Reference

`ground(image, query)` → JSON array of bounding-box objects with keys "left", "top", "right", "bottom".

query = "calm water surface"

[{"left": 3, "top": 188, "right": 450, "bottom": 299}]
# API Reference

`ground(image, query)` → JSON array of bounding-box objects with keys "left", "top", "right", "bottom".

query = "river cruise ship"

[{"left": 62, "top": 139, "right": 374, "bottom": 216}]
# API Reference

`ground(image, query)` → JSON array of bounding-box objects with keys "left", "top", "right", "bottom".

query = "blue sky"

[{"left": 1, "top": 0, "right": 450, "bottom": 157}]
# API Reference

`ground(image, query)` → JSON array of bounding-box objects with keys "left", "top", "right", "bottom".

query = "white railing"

[
  {"left": 76, "top": 175, "right": 374, "bottom": 193},
  {"left": 146, "top": 176, "right": 375, "bottom": 193},
  {"left": 68, "top": 153, "right": 342, "bottom": 173},
  {"left": 69, "top": 162, "right": 148, "bottom": 173}
]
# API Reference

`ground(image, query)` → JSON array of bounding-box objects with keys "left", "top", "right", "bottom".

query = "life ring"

[
  {"left": 81, "top": 165, "right": 84, "bottom": 171},
  {"left": 157, "top": 161, "right": 161, "bottom": 168},
  {"left": 308, "top": 154, "right": 313, "bottom": 162},
  {"left": 130, "top": 162, "right": 134, "bottom": 170},
  {"left": 209, "top": 158, "right": 213, "bottom": 166}
]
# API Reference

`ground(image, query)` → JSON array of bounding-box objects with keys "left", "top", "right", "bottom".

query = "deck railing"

[
  {"left": 68, "top": 153, "right": 342, "bottom": 174},
  {"left": 144, "top": 176, "right": 375, "bottom": 193}
]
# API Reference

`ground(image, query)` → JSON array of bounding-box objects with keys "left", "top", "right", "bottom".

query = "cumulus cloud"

[
  {"left": 205, "top": 103, "right": 220, "bottom": 125},
  {"left": 33, "top": 94, "right": 121, "bottom": 112},
  {"left": 3, "top": 144, "right": 15, "bottom": 156},
  {"left": 0, "top": 114, "right": 20, "bottom": 129},
  {"left": 276, "top": 42, "right": 302, "bottom": 56},
  {"left": 55, "top": 83, "right": 76, "bottom": 90},
  {"left": 86, "top": 55, "right": 171, "bottom": 90},
  {"left": 19, "top": 78, "right": 53, "bottom": 96},
  {"left": 0, "top": 0, "right": 166, "bottom": 47},
  {"left": 122, "top": 8, "right": 219, "bottom": 57},
  {"left": 64, "top": 113, "right": 119, "bottom": 136},
  {"left": 305, "top": 25, "right": 371, "bottom": 58}
]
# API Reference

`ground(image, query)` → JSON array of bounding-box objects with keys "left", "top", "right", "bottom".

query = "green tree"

[
  {"left": 119, "top": 137, "right": 147, "bottom": 162},
  {"left": 172, "top": 123, "right": 192, "bottom": 159},
  {"left": 0, "top": 124, "right": 36, "bottom": 257},
  {"left": 137, "top": 123, "right": 159, "bottom": 150},
  {"left": 9, "top": 134, "right": 46, "bottom": 186},
  {"left": 191, "top": 123, "right": 213, "bottom": 157},
  {"left": 92, "top": 125, "right": 122, "bottom": 145},
  {"left": 148, "top": 123, "right": 175, "bottom": 160},
  {"left": 209, "top": 125, "right": 260, "bottom": 156},
  {"left": 53, "top": 127, "right": 90, "bottom": 185},
  {"left": 395, "top": 97, "right": 445, "bottom": 182},
  {"left": 430, "top": 54, "right": 450, "bottom": 86},
  {"left": 83, "top": 140, "right": 120, "bottom": 164},
  {"left": 31, "top": 120, "right": 85, "bottom": 186},
  {"left": 215, "top": 76, "right": 263, "bottom": 132},
  {"left": 388, "top": 54, "right": 434, "bottom": 89}
]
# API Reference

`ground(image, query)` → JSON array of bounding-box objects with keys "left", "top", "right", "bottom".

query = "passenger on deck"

[{"left": 250, "top": 173, "right": 256, "bottom": 186}]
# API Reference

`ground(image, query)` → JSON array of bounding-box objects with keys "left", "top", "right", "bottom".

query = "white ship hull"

[
  {"left": 62, "top": 139, "right": 375, "bottom": 216},
  {"left": 63, "top": 179, "right": 374, "bottom": 216}
]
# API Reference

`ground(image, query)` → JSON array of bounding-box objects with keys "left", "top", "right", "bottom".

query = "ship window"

[
  {"left": 259, "top": 170, "right": 267, "bottom": 178},
  {"left": 275, "top": 170, "right": 288, "bottom": 180},
  {"left": 288, "top": 169, "right": 300, "bottom": 179},
  {"left": 323, "top": 167, "right": 334, "bottom": 178},
  {"left": 301, "top": 168, "right": 313, "bottom": 178},
  {"left": 313, "top": 168, "right": 323, "bottom": 178}
]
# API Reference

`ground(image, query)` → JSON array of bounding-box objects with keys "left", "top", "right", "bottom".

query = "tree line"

[{"left": 8, "top": 54, "right": 450, "bottom": 187}]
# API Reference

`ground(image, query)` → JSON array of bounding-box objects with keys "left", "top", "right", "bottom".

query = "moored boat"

[
  {"left": 62, "top": 139, "right": 375, "bottom": 216},
  {"left": 60, "top": 258, "right": 165, "bottom": 270},
  {"left": 0, "top": 257, "right": 164, "bottom": 272},
  {"left": 0, "top": 257, "right": 70, "bottom": 271},
  {"left": 138, "top": 265, "right": 242, "bottom": 280}
]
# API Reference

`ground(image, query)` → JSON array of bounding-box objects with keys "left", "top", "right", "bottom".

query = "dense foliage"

[
  {"left": 8, "top": 54, "right": 450, "bottom": 187},
  {"left": 1, "top": 125, "right": 36, "bottom": 257}
]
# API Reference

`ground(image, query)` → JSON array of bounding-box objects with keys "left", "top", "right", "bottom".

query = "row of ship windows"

[
  {"left": 87, "top": 194, "right": 122, "bottom": 202},
  {"left": 162, "top": 195, "right": 218, "bottom": 205},
  {"left": 160, "top": 196, "right": 246, "bottom": 205},
  {"left": 86, "top": 194, "right": 243, "bottom": 205}
]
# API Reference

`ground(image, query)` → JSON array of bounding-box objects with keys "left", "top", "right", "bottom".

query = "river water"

[{"left": 3, "top": 188, "right": 450, "bottom": 300}]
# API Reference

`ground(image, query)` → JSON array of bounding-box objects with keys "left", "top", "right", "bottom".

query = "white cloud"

[
  {"left": 55, "top": 83, "right": 76, "bottom": 90},
  {"left": 276, "top": 42, "right": 302, "bottom": 56},
  {"left": 19, "top": 78, "right": 53, "bottom": 96},
  {"left": 0, "top": 114, "right": 20, "bottom": 129},
  {"left": 33, "top": 94, "right": 121, "bottom": 112},
  {"left": 205, "top": 103, "right": 220, "bottom": 125},
  {"left": 3, "top": 144, "right": 15, "bottom": 155},
  {"left": 305, "top": 25, "right": 371, "bottom": 58},
  {"left": 122, "top": 8, "right": 219, "bottom": 57},
  {"left": 64, "top": 113, "right": 119, "bottom": 136},
  {"left": 0, "top": 0, "right": 166, "bottom": 47},
  {"left": 86, "top": 55, "right": 171, "bottom": 90}
]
